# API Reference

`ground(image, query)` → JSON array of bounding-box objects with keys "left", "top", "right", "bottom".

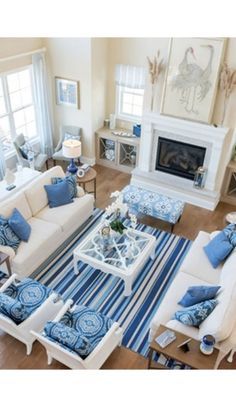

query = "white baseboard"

[{"left": 81, "top": 156, "right": 96, "bottom": 166}]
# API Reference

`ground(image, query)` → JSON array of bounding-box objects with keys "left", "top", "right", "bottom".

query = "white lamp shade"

[{"left": 63, "top": 139, "right": 82, "bottom": 158}]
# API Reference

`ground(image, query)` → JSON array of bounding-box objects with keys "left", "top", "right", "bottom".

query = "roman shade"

[{"left": 115, "top": 64, "right": 145, "bottom": 89}]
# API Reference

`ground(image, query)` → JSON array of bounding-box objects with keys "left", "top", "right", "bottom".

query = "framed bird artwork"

[{"left": 160, "top": 38, "right": 227, "bottom": 123}]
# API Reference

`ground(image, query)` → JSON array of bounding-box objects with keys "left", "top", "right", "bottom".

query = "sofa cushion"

[
  {"left": 24, "top": 166, "right": 65, "bottom": 216},
  {"left": 203, "top": 231, "right": 233, "bottom": 268},
  {"left": 0, "top": 293, "right": 30, "bottom": 324},
  {"left": 178, "top": 285, "right": 221, "bottom": 307},
  {"left": 0, "top": 215, "right": 21, "bottom": 251},
  {"left": 8, "top": 208, "right": 31, "bottom": 242},
  {"left": 51, "top": 175, "right": 77, "bottom": 200},
  {"left": 174, "top": 299, "right": 218, "bottom": 327},
  {"left": 44, "top": 321, "right": 92, "bottom": 358},
  {"left": 35, "top": 194, "right": 94, "bottom": 233},
  {"left": 0, "top": 192, "right": 32, "bottom": 220},
  {"left": 12, "top": 218, "right": 61, "bottom": 276},
  {"left": 44, "top": 181, "right": 73, "bottom": 208},
  {"left": 180, "top": 231, "right": 222, "bottom": 284}
]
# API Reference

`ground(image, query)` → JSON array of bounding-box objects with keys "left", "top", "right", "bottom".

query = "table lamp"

[{"left": 63, "top": 139, "right": 82, "bottom": 174}]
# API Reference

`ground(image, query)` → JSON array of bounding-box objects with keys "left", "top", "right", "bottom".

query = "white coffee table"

[{"left": 73, "top": 222, "right": 156, "bottom": 296}]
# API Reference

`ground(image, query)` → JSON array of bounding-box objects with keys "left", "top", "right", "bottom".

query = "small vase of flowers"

[{"left": 103, "top": 191, "right": 137, "bottom": 236}]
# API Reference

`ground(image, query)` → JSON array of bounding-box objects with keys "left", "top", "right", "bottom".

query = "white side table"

[{"left": 0, "top": 168, "right": 41, "bottom": 202}]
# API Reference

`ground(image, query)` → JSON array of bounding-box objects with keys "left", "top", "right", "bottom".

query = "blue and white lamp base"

[{"left": 67, "top": 158, "right": 78, "bottom": 174}]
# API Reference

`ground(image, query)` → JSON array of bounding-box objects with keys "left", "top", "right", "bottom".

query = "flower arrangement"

[
  {"left": 103, "top": 191, "right": 137, "bottom": 234},
  {"left": 147, "top": 50, "right": 164, "bottom": 112}
]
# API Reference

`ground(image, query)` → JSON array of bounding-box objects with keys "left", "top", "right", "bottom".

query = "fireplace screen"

[{"left": 155, "top": 137, "right": 206, "bottom": 180}]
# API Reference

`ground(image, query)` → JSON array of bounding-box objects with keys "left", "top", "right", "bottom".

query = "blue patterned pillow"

[
  {"left": 0, "top": 215, "right": 21, "bottom": 251},
  {"left": 4, "top": 278, "right": 52, "bottom": 317},
  {"left": 174, "top": 299, "right": 218, "bottom": 327},
  {"left": 44, "top": 321, "right": 91, "bottom": 358},
  {"left": 0, "top": 293, "right": 30, "bottom": 324},
  {"left": 223, "top": 223, "right": 236, "bottom": 247},
  {"left": 51, "top": 175, "right": 77, "bottom": 200},
  {"left": 60, "top": 304, "right": 114, "bottom": 354}
]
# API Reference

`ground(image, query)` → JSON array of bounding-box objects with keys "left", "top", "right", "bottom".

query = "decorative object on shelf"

[
  {"left": 161, "top": 38, "right": 226, "bottom": 123},
  {"left": 200, "top": 334, "right": 215, "bottom": 355},
  {"left": 193, "top": 166, "right": 207, "bottom": 189},
  {"left": 4, "top": 168, "right": 16, "bottom": 191},
  {"left": 76, "top": 163, "right": 90, "bottom": 178},
  {"left": 147, "top": 50, "right": 164, "bottom": 112},
  {"left": 219, "top": 62, "right": 236, "bottom": 125},
  {"left": 119, "top": 143, "right": 137, "bottom": 167},
  {"left": 112, "top": 130, "right": 136, "bottom": 138},
  {"left": 133, "top": 124, "right": 141, "bottom": 138},
  {"left": 63, "top": 139, "right": 82, "bottom": 174},
  {"left": 55, "top": 77, "right": 80, "bottom": 109},
  {"left": 104, "top": 119, "right": 110, "bottom": 128},
  {"left": 103, "top": 190, "right": 137, "bottom": 236},
  {"left": 109, "top": 113, "right": 116, "bottom": 130}
]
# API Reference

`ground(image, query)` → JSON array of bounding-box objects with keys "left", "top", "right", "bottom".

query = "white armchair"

[
  {"left": 0, "top": 274, "right": 64, "bottom": 355},
  {"left": 13, "top": 133, "right": 48, "bottom": 171},
  {"left": 52, "top": 125, "right": 82, "bottom": 165},
  {"left": 32, "top": 300, "right": 123, "bottom": 369}
]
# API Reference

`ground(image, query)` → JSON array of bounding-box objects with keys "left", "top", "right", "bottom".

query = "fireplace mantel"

[{"left": 131, "top": 113, "right": 232, "bottom": 210}]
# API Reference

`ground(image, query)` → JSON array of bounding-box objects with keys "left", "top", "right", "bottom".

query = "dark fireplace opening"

[{"left": 155, "top": 137, "right": 206, "bottom": 180}]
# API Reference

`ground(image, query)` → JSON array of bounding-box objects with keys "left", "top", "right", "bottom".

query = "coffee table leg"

[
  {"left": 74, "top": 255, "right": 79, "bottom": 274},
  {"left": 150, "top": 249, "right": 156, "bottom": 260},
  {"left": 123, "top": 278, "right": 132, "bottom": 297}
]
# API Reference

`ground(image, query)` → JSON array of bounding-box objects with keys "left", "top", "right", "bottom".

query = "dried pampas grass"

[
  {"left": 147, "top": 50, "right": 164, "bottom": 111},
  {"left": 219, "top": 62, "right": 236, "bottom": 124}
]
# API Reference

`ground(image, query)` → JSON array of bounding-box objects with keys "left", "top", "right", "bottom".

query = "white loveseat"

[
  {"left": 149, "top": 230, "right": 236, "bottom": 368},
  {"left": 0, "top": 166, "right": 94, "bottom": 277}
]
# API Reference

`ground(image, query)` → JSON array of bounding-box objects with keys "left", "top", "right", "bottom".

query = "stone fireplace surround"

[{"left": 131, "top": 113, "right": 232, "bottom": 210}]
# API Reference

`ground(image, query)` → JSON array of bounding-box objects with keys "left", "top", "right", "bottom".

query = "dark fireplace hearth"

[{"left": 155, "top": 137, "right": 206, "bottom": 180}]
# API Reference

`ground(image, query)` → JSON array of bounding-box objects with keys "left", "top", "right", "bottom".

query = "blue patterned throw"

[
  {"left": 0, "top": 215, "right": 21, "bottom": 251},
  {"left": 174, "top": 299, "right": 218, "bottom": 327}
]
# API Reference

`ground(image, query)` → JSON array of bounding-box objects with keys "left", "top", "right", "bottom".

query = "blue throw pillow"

[
  {"left": 178, "top": 285, "right": 221, "bottom": 307},
  {"left": 51, "top": 175, "right": 77, "bottom": 200},
  {"left": 44, "top": 321, "right": 92, "bottom": 358},
  {"left": 0, "top": 215, "right": 21, "bottom": 251},
  {"left": 0, "top": 293, "right": 30, "bottom": 324},
  {"left": 44, "top": 181, "right": 73, "bottom": 208},
  {"left": 203, "top": 231, "right": 233, "bottom": 268},
  {"left": 223, "top": 223, "right": 236, "bottom": 247},
  {"left": 8, "top": 208, "right": 31, "bottom": 242},
  {"left": 174, "top": 299, "right": 218, "bottom": 327}
]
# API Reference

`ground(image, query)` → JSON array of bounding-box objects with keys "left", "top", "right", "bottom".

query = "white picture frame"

[
  {"left": 160, "top": 38, "right": 227, "bottom": 123},
  {"left": 55, "top": 77, "right": 80, "bottom": 108}
]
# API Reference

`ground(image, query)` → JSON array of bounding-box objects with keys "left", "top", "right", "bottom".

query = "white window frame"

[
  {"left": 0, "top": 65, "right": 39, "bottom": 158},
  {"left": 115, "top": 85, "right": 144, "bottom": 123}
]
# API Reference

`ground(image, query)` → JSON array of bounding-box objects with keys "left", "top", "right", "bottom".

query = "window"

[
  {"left": 116, "top": 85, "right": 144, "bottom": 121},
  {"left": 0, "top": 67, "right": 38, "bottom": 154}
]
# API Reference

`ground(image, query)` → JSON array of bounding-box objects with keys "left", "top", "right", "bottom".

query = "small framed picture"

[{"left": 55, "top": 77, "right": 80, "bottom": 108}]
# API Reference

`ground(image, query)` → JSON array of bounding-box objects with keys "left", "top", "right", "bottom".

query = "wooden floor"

[{"left": 1, "top": 163, "right": 236, "bottom": 370}]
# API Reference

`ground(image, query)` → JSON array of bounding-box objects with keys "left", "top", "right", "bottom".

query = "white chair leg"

[
  {"left": 214, "top": 350, "right": 227, "bottom": 369},
  {"left": 47, "top": 352, "right": 53, "bottom": 365},
  {"left": 26, "top": 343, "right": 33, "bottom": 355},
  {"left": 227, "top": 349, "right": 235, "bottom": 363}
]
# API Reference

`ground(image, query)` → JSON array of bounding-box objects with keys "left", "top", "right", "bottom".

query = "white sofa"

[
  {"left": 0, "top": 166, "right": 94, "bottom": 277},
  {"left": 149, "top": 230, "right": 236, "bottom": 368}
]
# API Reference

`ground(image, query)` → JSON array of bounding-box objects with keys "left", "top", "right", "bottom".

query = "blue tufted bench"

[{"left": 122, "top": 185, "right": 185, "bottom": 232}]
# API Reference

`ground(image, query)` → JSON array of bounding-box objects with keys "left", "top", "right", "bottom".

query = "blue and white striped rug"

[{"left": 30, "top": 209, "right": 192, "bottom": 366}]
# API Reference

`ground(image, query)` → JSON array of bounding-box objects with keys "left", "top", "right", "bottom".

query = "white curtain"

[
  {"left": 115, "top": 64, "right": 145, "bottom": 89},
  {"left": 32, "top": 52, "right": 54, "bottom": 157},
  {"left": 0, "top": 140, "right": 6, "bottom": 181}
]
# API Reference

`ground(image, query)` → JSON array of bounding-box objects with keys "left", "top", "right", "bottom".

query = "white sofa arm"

[
  {"left": 77, "top": 185, "right": 85, "bottom": 197},
  {"left": 0, "top": 245, "right": 15, "bottom": 260}
]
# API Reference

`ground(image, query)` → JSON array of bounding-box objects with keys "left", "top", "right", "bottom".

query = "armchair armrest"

[{"left": 0, "top": 273, "right": 18, "bottom": 293}]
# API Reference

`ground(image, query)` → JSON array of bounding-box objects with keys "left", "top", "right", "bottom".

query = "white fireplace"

[{"left": 131, "top": 113, "right": 233, "bottom": 210}]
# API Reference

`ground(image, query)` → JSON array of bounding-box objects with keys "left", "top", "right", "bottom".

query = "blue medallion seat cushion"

[
  {"left": 204, "top": 231, "right": 234, "bottom": 268},
  {"left": 2, "top": 278, "right": 52, "bottom": 324},
  {"left": 0, "top": 215, "right": 21, "bottom": 251},
  {"left": 0, "top": 293, "right": 30, "bottom": 324},
  {"left": 44, "top": 321, "right": 92, "bottom": 358},
  {"left": 122, "top": 185, "right": 185, "bottom": 224},
  {"left": 44, "top": 305, "right": 114, "bottom": 358},
  {"left": 44, "top": 181, "right": 73, "bottom": 208},
  {"left": 8, "top": 208, "right": 31, "bottom": 242},
  {"left": 51, "top": 175, "right": 78, "bottom": 200},
  {"left": 173, "top": 299, "right": 218, "bottom": 327},
  {"left": 178, "top": 285, "right": 221, "bottom": 307}
]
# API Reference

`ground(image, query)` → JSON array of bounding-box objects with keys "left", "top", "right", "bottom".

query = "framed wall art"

[
  {"left": 55, "top": 77, "right": 80, "bottom": 108},
  {"left": 160, "top": 38, "right": 226, "bottom": 123}
]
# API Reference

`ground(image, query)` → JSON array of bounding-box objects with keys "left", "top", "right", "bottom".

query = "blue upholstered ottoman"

[{"left": 122, "top": 185, "right": 185, "bottom": 232}]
